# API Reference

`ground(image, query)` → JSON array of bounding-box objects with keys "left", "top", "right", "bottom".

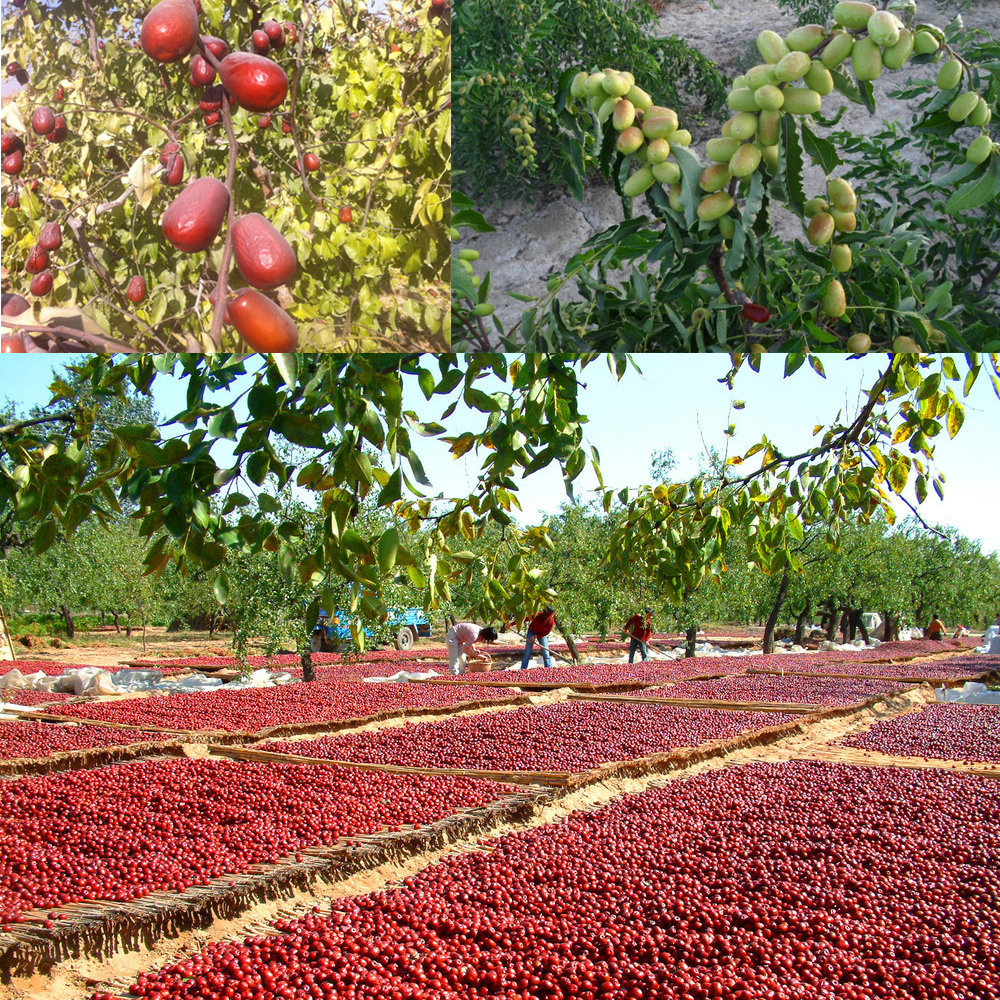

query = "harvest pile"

[
  {"left": 262, "top": 702, "right": 797, "bottom": 773},
  {"left": 0, "top": 758, "right": 516, "bottom": 924},
  {"left": 842, "top": 703, "right": 1000, "bottom": 764},
  {"left": 110, "top": 761, "right": 1000, "bottom": 1000},
  {"left": 662, "top": 673, "right": 909, "bottom": 706},
  {"left": 0, "top": 721, "right": 171, "bottom": 761},
  {"left": 48, "top": 682, "right": 524, "bottom": 733}
]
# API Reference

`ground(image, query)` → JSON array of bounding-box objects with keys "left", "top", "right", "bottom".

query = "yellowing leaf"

[
  {"left": 128, "top": 156, "right": 155, "bottom": 210},
  {"left": 947, "top": 401, "right": 965, "bottom": 438}
]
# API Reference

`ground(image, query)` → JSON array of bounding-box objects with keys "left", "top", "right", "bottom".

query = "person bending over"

[{"left": 446, "top": 622, "right": 498, "bottom": 674}]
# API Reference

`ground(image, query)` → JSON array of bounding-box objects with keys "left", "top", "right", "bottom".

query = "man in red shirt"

[
  {"left": 623, "top": 608, "right": 653, "bottom": 663},
  {"left": 519, "top": 605, "right": 556, "bottom": 669}
]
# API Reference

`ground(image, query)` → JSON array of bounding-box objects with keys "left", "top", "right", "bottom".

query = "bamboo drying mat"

[
  {"left": 793, "top": 743, "right": 1000, "bottom": 778},
  {"left": 748, "top": 667, "right": 991, "bottom": 684}
]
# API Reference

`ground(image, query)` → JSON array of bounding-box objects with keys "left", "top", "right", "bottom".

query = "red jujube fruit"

[
  {"left": 140, "top": 0, "right": 199, "bottom": 63},
  {"left": 161, "top": 176, "right": 229, "bottom": 252},
  {"left": 127, "top": 276, "right": 147, "bottom": 303},
  {"left": 219, "top": 53, "right": 288, "bottom": 112},
  {"left": 37, "top": 222, "right": 62, "bottom": 251},
  {"left": 231, "top": 213, "right": 297, "bottom": 290},
  {"left": 31, "top": 106, "right": 55, "bottom": 135},
  {"left": 228, "top": 290, "right": 299, "bottom": 351}
]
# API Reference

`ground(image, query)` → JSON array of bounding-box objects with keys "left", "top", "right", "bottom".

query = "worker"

[
  {"left": 927, "top": 612, "right": 946, "bottom": 641},
  {"left": 623, "top": 607, "right": 653, "bottom": 663},
  {"left": 520, "top": 605, "right": 556, "bottom": 670},
  {"left": 445, "top": 622, "right": 498, "bottom": 675}
]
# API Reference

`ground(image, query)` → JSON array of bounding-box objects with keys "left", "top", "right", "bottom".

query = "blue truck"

[{"left": 310, "top": 608, "right": 433, "bottom": 653}]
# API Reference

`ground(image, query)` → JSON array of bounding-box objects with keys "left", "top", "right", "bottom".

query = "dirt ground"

[{"left": 458, "top": 0, "right": 1000, "bottom": 337}]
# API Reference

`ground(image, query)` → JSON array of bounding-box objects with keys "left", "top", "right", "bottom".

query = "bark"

[
  {"left": 839, "top": 610, "right": 850, "bottom": 643},
  {"left": 825, "top": 597, "right": 838, "bottom": 640},
  {"left": 685, "top": 625, "right": 698, "bottom": 659},
  {"left": 554, "top": 616, "right": 580, "bottom": 663},
  {"left": 794, "top": 597, "right": 812, "bottom": 646},
  {"left": 445, "top": 613, "right": 456, "bottom": 629},
  {"left": 300, "top": 650, "right": 316, "bottom": 683},
  {"left": 762, "top": 568, "right": 790, "bottom": 655},
  {"left": 854, "top": 610, "right": 870, "bottom": 644},
  {"left": 111, "top": 609, "right": 121, "bottom": 634},
  {"left": 59, "top": 604, "right": 75, "bottom": 639}
]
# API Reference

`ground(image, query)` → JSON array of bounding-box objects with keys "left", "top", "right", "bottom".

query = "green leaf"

[
  {"left": 213, "top": 572, "right": 230, "bottom": 605},
  {"left": 33, "top": 520, "right": 58, "bottom": 555},
  {"left": 377, "top": 468, "right": 403, "bottom": 506},
  {"left": 273, "top": 354, "right": 298, "bottom": 388},
  {"left": 944, "top": 156, "right": 1000, "bottom": 214}
]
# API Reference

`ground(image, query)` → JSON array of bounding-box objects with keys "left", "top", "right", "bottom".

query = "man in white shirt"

[{"left": 446, "top": 623, "right": 498, "bottom": 674}]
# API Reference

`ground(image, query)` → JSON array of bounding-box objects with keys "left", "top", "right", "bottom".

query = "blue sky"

[{"left": 1, "top": 354, "right": 997, "bottom": 553}]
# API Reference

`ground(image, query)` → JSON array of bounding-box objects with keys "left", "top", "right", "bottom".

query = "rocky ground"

[{"left": 456, "top": 0, "right": 1000, "bottom": 339}]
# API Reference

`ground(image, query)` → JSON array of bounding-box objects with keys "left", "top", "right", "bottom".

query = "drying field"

[{"left": 1, "top": 638, "right": 997, "bottom": 1000}]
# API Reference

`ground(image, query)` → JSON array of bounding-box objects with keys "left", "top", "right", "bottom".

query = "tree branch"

[{"left": 0, "top": 413, "right": 76, "bottom": 436}]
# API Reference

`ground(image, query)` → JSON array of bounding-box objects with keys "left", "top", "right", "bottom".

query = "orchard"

[
  {"left": 0, "top": 0, "right": 450, "bottom": 352},
  {"left": 452, "top": 0, "right": 1000, "bottom": 350}
]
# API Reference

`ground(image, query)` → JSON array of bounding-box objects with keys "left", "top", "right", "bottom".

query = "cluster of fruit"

[
  {"left": 264, "top": 701, "right": 797, "bottom": 774},
  {"left": 0, "top": 757, "right": 515, "bottom": 924},
  {"left": 505, "top": 101, "right": 538, "bottom": 171},
  {"left": 842, "top": 703, "right": 1000, "bottom": 763},
  {"left": 0, "top": 721, "right": 171, "bottom": 762},
  {"left": 801, "top": 176, "right": 858, "bottom": 324},
  {"left": 111, "top": 761, "right": 999, "bottom": 1000},
  {"left": 662, "top": 673, "right": 909, "bottom": 706}
]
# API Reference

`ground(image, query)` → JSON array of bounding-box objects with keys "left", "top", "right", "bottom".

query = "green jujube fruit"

[
  {"left": 821, "top": 31, "right": 855, "bottom": 69},
  {"left": 613, "top": 99, "right": 636, "bottom": 130},
  {"left": 626, "top": 85, "right": 653, "bottom": 111},
  {"left": 668, "top": 184, "right": 684, "bottom": 211},
  {"left": 570, "top": 71, "right": 588, "bottom": 99},
  {"left": 804, "top": 197, "right": 828, "bottom": 217},
  {"left": 846, "top": 333, "right": 871, "bottom": 353},
  {"left": 672, "top": 129, "right": 692, "bottom": 146},
  {"left": 966, "top": 134, "right": 993, "bottom": 164},
  {"left": 732, "top": 75, "right": 747, "bottom": 90},
  {"left": 718, "top": 216, "right": 736, "bottom": 239},
  {"left": 757, "top": 110, "right": 782, "bottom": 146},
  {"left": 602, "top": 73, "right": 631, "bottom": 97},
  {"left": 913, "top": 31, "right": 940, "bottom": 56},
  {"left": 744, "top": 64, "right": 776, "bottom": 90},
  {"left": 584, "top": 72, "right": 607, "bottom": 97},
  {"left": 831, "top": 244, "right": 853, "bottom": 272},
  {"left": 832, "top": 2, "right": 876, "bottom": 30},
  {"left": 617, "top": 127, "right": 645, "bottom": 154},
  {"left": 622, "top": 165, "right": 656, "bottom": 198},
  {"left": 775, "top": 51, "right": 811, "bottom": 83},
  {"left": 785, "top": 24, "right": 827, "bottom": 52},
  {"left": 472, "top": 303, "right": 495, "bottom": 317},
  {"left": 852, "top": 37, "right": 883, "bottom": 82},
  {"left": 821, "top": 279, "right": 847, "bottom": 319},
  {"left": 866, "top": 11, "right": 902, "bottom": 47},
  {"left": 804, "top": 61, "right": 834, "bottom": 96},
  {"left": 761, "top": 144, "right": 779, "bottom": 170},
  {"left": 597, "top": 96, "right": 618, "bottom": 122},
  {"left": 697, "top": 191, "right": 735, "bottom": 222},
  {"left": 757, "top": 29, "right": 789, "bottom": 64},
  {"left": 782, "top": 88, "right": 823, "bottom": 114},
  {"left": 807, "top": 212, "right": 836, "bottom": 246},
  {"left": 587, "top": 92, "right": 606, "bottom": 113},
  {"left": 948, "top": 91, "right": 980, "bottom": 122},
  {"left": 652, "top": 161, "right": 681, "bottom": 185},
  {"left": 830, "top": 207, "right": 857, "bottom": 233},
  {"left": 827, "top": 178, "right": 857, "bottom": 211},
  {"left": 968, "top": 97, "right": 992, "bottom": 128},
  {"left": 647, "top": 138, "right": 670, "bottom": 163},
  {"left": 937, "top": 59, "right": 962, "bottom": 90},
  {"left": 634, "top": 146, "right": 649, "bottom": 164},
  {"left": 754, "top": 85, "right": 785, "bottom": 111},
  {"left": 707, "top": 137, "right": 742, "bottom": 162},
  {"left": 729, "top": 112, "right": 759, "bottom": 140},
  {"left": 882, "top": 30, "right": 914, "bottom": 71},
  {"left": 730, "top": 144, "right": 762, "bottom": 177},
  {"left": 700, "top": 163, "right": 732, "bottom": 192},
  {"left": 642, "top": 106, "right": 678, "bottom": 138},
  {"left": 728, "top": 88, "right": 761, "bottom": 113}
]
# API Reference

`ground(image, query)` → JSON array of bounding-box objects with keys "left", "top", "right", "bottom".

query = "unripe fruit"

[
  {"left": 846, "top": 333, "right": 871, "bottom": 353},
  {"left": 832, "top": 2, "right": 876, "bottom": 30},
  {"left": 883, "top": 30, "right": 914, "bottom": 71},
  {"left": 822, "top": 279, "right": 847, "bottom": 319},
  {"left": 968, "top": 97, "right": 991, "bottom": 128},
  {"left": 626, "top": 85, "right": 653, "bottom": 111},
  {"left": 761, "top": 144, "right": 779, "bottom": 170},
  {"left": 617, "top": 127, "right": 644, "bottom": 155},
  {"left": 641, "top": 107, "right": 678, "bottom": 139},
  {"left": 757, "top": 110, "right": 782, "bottom": 146},
  {"left": 807, "top": 212, "right": 835, "bottom": 246},
  {"left": 190, "top": 54, "right": 216, "bottom": 86},
  {"left": 646, "top": 138, "right": 670, "bottom": 163},
  {"left": 219, "top": 53, "right": 288, "bottom": 112},
  {"left": 161, "top": 176, "right": 229, "bottom": 252},
  {"left": 672, "top": 129, "right": 692, "bottom": 147},
  {"left": 633, "top": 146, "right": 648, "bottom": 165},
  {"left": 252, "top": 30, "right": 270, "bottom": 54},
  {"left": 782, "top": 88, "right": 822, "bottom": 115},
  {"left": 785, "top": 25, "right": 827, "bottom": 52},
  {"left": 757, "top": 30, "right": 789, "bottom": 65},
  {"left": 0, "top": 335, "right": 27, "bottom": 352},
  {"left": 622, "top": 165, "right": 655, "bottom": 198},
  {"left": 700, "top": 163, "right": 731, "bottom": 193},
  {"left": 937, "top": 60, "right": 962, "bottom": 91},
  {"left": 583, "top": 73, "right": 607, "bottom": 97},
  {"left": 126, "top": 275, "right": 147, "bottom": 303},
  {"left": 892, "top": 336, "right": 920, "bottom": 353},
  {"left": 744, "top": 64, "right": 775, "bottom": 91},
  {"left": 596, "top": 97, "right": 617, "bottom": 123},
  {"left": 228, "top": 290, "right": 299, "bottom": 351},
  {"left": 831, "top": 244, "right": 853, "bottom": 272},
  {"left": 2, "top": 150, "right": 24, "bottom": 175},
  {"left": 471, "top": 303, "right": 494, "bottom": 318},
  {"left": 339, "top": 206, "right": 353, "bottom": 224},
  {"left": 867, "top": 11, "right": 902, "bottom": 48},
  {"left": 141, "top": 0, "right": 199, "bottom": 63},
  {"left": 25, "top": 246, "right": 49, "bottom": 273},
  {"left": 827, "top": 178, "right": 857, "bottom": 212},
  {"left": 754, "top": 86, "right": 784, "bottom": 112},
  {"left": 31, "top": 106, "right": 55, "bottom": 135},
  {"left": 948, "top": 91, "right": 980, "bottom": 123},
  {"left": 698, "top": 191, "right": 734, "bottom": 222},
  {"left": 37, "top": 222, "right": 62, "bottom": 250},
  {"left": 570, "top": 71, "right": 588, "bottom": 100},
  {"left": 651, "top": 161, "right": 680, "bottom": 185},
  {"left": 718, "top": 215, "right": 736, "bottom": 239},
  {"left": 29, "top": 270, "right": 53, "bottom": 296},
  {"left": 966, "top": 134, "right": 993, "bottom": 164},
  {"left": 820, "top": 31, "right": 855, "bottom": 69},
  {"left": 303, "top": 153, "right": 320, "bottom": 171},
  {"left": 804, "top": 61, "right": 834, "bottom": 96},
  {"left": 458, "top": 249, "right": 479, "bottom": 261},
  {"left": 612, "top": 99, "right": 635, "bottom": 131},
  {"left": 732, "top": 75, "right": 747, "bottom": 90},
  {"left": 730, "top": 144, "right": 762, "bottom": 177},
  {"left": 692, "top": 307, "right": 710, "bottom": 324},
  {"left": 830, "top": 207, "right": 857, "bottom": 233},
  {"left": 852, "top": 38, "right": 883, "bottom": 82},
  {"left": 729, "top": 112, "right": 758, "bottom": 141},
  {"left": 728, "top": 89, "right": 760, "bottom": 113},
  {"left": 774, "top": 51, "right": 811, "bottom": 83},
  {"left": 601, "top": 73, "right": 631, "bottom": 97},
  {"left": 668, "top": 184, "right": 683, "bottom": 212},
  {"left": 707, "top": 137, "right": 741, "bottom": 162},
  {"left": 913, "top": 31, "right": 940, "bottom": 56}
]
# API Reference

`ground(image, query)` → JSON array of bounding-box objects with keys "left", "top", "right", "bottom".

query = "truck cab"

[{"left": 310, "top": 608, "right": 433, "bottom": 653}]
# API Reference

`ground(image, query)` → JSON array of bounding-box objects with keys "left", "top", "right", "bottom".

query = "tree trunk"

[
  {"left": 854, "top": 610, "right": 870, "bottom": 644},
  {"left": 882, "top": 610, "right": 898, "bottom": 642},
  {"left": 823, "top": 597, "right": 838, "bottom": 640},
  {"left": 300, "top": 650, "right": 316, "bottom": 683},
  {"left": 209, "top": 613, "right": 216, "bottom": 639},
  {"left": 794, "top": 597, "right": 812, "bottom": 646},
  {"left": 554, "top": 616, "right": 580, "bottom": 663},
  {"left": 111, "top": 609, "right": 121, "bottom": 634},
  {"left": 847, "top": 609, "right": 857, "bottom": 642},
  {"left": 685, "top": 625, "right": 697, "bottom": 658},
  {"left": 839, "top": 610, "right": 850, "bottom": 643},
  {"left": 762, "top": 569, "right": 790, "bottom": 655},
  {"left": 445, "top": 613, "right": 456, "bottom": 629},
  {"left": 59, "top": 604, "right": 75, "bottom": 639}
]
